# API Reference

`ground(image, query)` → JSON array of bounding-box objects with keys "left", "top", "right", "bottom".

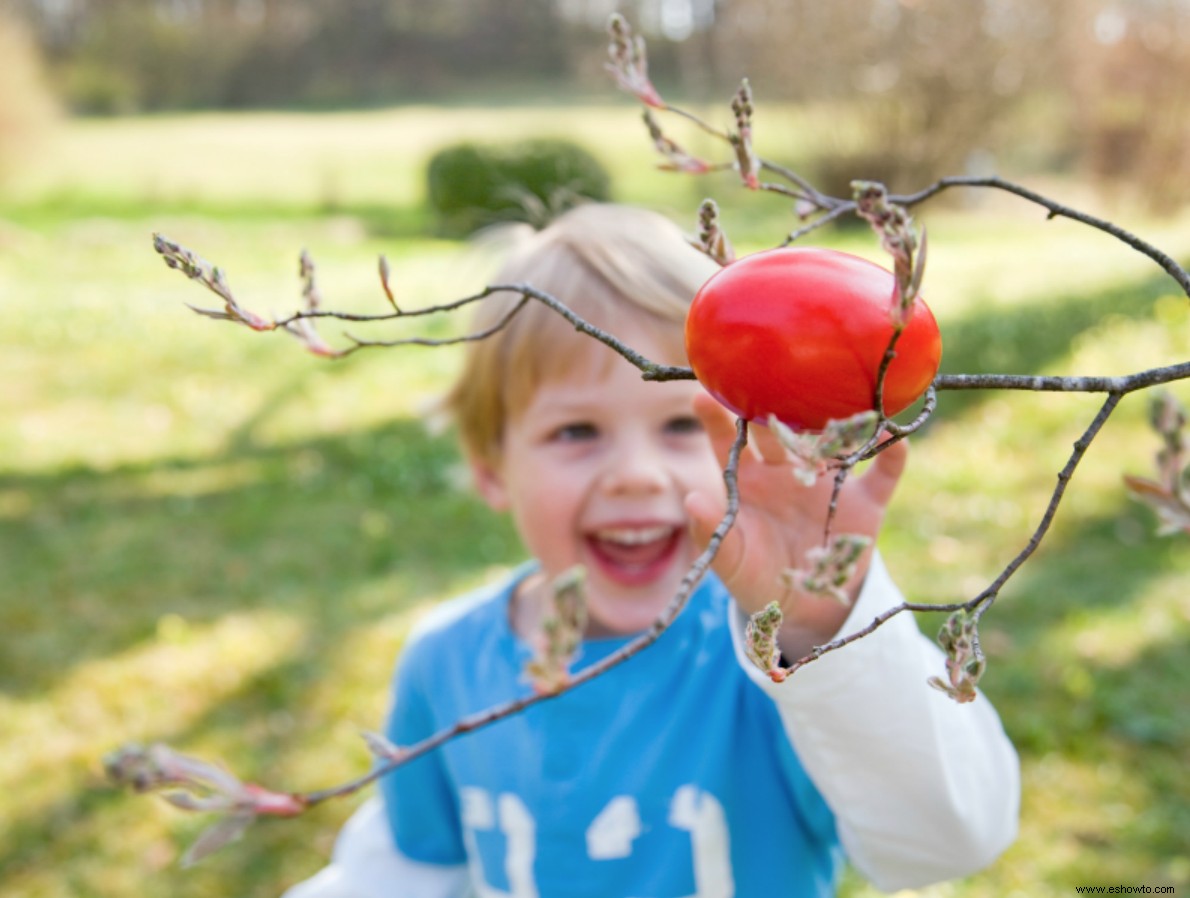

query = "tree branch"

[{"left": 934, "top": 364, "right": 1190, "bottom": 393}]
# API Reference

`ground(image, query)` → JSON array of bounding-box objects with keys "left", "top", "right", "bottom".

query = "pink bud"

[
  {"left": 241, "top": 309, "right": 274, "bottom": 332},
  {"left": 243, "top": 784, "right": 306, "bottom": 817}
]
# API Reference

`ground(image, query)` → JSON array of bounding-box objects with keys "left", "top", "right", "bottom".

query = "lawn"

[{"left": 2, "top": 105, "right": 1188, "bottom": 898}]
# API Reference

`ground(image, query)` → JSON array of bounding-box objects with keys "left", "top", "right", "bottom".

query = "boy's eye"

[
  {"left": 665, "top": 415, "right": 704, "bottom": 436},
  {"left": 552, "top": 422, "right": 599, "bottom": 442}
]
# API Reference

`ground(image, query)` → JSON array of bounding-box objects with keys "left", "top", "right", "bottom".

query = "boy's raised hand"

[{"left": 685, "top": 392, "right": 909, "bottom": 656}]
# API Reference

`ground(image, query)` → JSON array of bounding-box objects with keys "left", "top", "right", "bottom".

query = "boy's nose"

[{"left": 599, "top": 441, "right": 670, "bottom": 495}]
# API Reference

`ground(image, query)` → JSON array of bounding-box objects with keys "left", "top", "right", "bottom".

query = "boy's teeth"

[{"left": 595, "top": 525, "right": 673, "bottom": 545}]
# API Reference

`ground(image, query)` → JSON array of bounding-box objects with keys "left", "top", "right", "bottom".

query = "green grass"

[
  {"left": 0, "top": 102, "right": 852, "bottom": 240},
  {"left": 2, "top": 107, "right": 1189, "bottom": 898}
]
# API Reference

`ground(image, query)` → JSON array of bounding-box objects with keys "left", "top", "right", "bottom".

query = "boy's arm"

[
  {"left": 728, "top": 552, "right": 1021, "bottom": 891},
  {"left": 280, "top": 797, "right": 472, "bottom": 898}
]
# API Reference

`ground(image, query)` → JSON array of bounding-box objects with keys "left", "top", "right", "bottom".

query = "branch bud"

[
  {"left": 744, "top": 601, "right": 786, "bottom": 682},
  {"left": 1150, "top": 389, "right": 1187, "bottom": 438},
  {"left": 730, "top": 79, "right": 760, "bottom": 190},
  {"left": 927, "top": 610, "right": 985, "bottom": 703},
  {"left": 644, "top": 109, "right": 715, "bottom": 175},
  {"left": 524, "top": 566, "right": 588, "bottom": 694},
  {"left": 105, "top": 742, "right": 305, "bottom": 864},
  {"left": 362, "top": 730, "right": 406, "bottom": 763},
  {"left": 299, "top": 249, "right": 321, "bottom": 312},
  {"left": 605, "top": 14, "right": 664, "bottom": 108},
  {"left": 284, "top": 249, "right": 342, "bottom": 357},
  {"left": 768, "top": 411, "right": 879, "bottom": 486},
  {"left": 781, "top": 534, "right": 872, "bottom": 606},
  {"left": 690, "top": 198, "right": 735, "bottom": 266},
  {"left": 851, "top": 181, "right": 924, "bottom": 327},
  {"left": 155, "top": 233, "right": 274, "bottom": 331},
  {"left": 1123, "top": 390, "right": 1190, "bottom": 535},
  {"left": 378, "top": 254, "right": 400, "bottom": 311}
]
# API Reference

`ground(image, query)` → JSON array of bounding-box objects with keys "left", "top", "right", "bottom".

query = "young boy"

[{"left": 283, "top": 204, "right": 1019, "bottom": 898}]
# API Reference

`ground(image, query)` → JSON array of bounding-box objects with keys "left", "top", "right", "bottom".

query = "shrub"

[{"left": 426, "top": 139, "right": 611, "bottom": 235}]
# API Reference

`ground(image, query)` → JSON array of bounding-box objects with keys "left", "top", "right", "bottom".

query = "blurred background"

[{"left": 1, "top": 1, "right": 1188, "bottom": 896}]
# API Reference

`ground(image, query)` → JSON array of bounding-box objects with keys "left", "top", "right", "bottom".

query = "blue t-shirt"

[{"left": 381, "top": 568, "right": 842, "bottom": 897}]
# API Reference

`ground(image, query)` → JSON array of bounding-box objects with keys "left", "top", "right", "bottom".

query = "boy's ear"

[{"left": 468, "top": 452, "right": 510, "bottom": 511}]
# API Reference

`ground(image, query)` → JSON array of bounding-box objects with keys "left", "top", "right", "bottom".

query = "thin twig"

[
  {"left": 891, "top": 176, "right": 1190, "bottom": 298},
  {"left": 343, "top": 297, "right": 531, "bottom": 354},
  {"left": 276, "top": 282, "right": 687, "bottom": 377},
  {"left": 657, "top": 102, "right": 732, "bottom": 142},
  {"left": 872, "top": 328, "right": 906, "bottom": 424},
  {"left": 759, "top": 160, "right": 842, "bottom": 210},
  {"left": 759, "top": 181, "right": 816, "bottom": 204},
  {"left": 782, "top": 599, "right": 962, "bottom": 677},
  {"left": 967, "top": 392, "right": 1123, "bottom": 623},
  {"left": 781, "top": 203, "right": 856, "bottom": 246},
  {"left": 882, "top": 387, "right": 938, "bottom": 440},
  {"left": 822, "top": 467, "right": 849, "bottom": 549}
]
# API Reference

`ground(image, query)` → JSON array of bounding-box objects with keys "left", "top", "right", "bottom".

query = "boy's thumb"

[
  {"left": 685, "top": 490, "right": 744, "bottom": 582},
  {"left": 685, "top": 489, "right": 722, "bottom": 549},
  {"left": 863, "top": 436, "right": 910, "bottom": 507}
]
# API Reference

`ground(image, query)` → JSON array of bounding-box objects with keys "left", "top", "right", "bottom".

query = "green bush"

[{"left": 426, "top": 139, "right": 611, "bottom": 235}]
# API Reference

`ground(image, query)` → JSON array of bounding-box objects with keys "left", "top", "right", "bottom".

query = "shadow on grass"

[
  {"left": 969, "top": 499, "right": 1189, "bottom": 883},
  {"left": 0, "top": 409, "right": 517, "bottom": 895},
  {"left": 1, "top": 637, "right": 411, "bottom": 897},
  {"left": 0, "top": 417, "right": 520, "bottom": 698},
  {"left": 978, "top": 499, "right": 1187, "bottom": 732}
]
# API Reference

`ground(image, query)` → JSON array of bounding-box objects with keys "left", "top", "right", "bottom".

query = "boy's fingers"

[
  {"left": 694, "top": 393, "right": 785, "bottom": 468},
  {"left": 693, "top": 392, "right": 742, "bottom": 465},
  {"left": 748, "top": 419, "right": 790, "bottom": 465},
  {"left": 859, "top": 437, "right": 909, "bottom": 506}
]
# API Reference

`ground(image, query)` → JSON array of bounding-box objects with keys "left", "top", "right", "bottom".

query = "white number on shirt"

[{"left": 459, "top": 786, "right": 734, "bottom": 898}]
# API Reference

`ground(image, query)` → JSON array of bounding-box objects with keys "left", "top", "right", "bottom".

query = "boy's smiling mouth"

[{"left": 585, "top": 524, "right": 683, "bottom": 586}]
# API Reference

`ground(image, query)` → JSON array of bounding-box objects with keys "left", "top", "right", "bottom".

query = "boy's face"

[{"left": 471, "top": 321, "right": 724, "bottom": 637}]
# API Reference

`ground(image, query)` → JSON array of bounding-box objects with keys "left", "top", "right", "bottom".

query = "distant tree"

[
  {"left": 1061, "top": 0, "right": 1190, "bottom": 212},
  {"left": 0, "top": 9, "right": 57, "bottom": 178},
  {"left": 704, "top": 0, "right": 1061, "bottom": 192},
  {"left": 7, "top": 0, "right": 1190, "bottom": 216},
  {"left": 5, "top": 0, "right": 574, "bottom": 110}
]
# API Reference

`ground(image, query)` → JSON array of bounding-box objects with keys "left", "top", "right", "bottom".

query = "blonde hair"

[{"left": 444, "top": 203, "right": 719, "bottom": 464}]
